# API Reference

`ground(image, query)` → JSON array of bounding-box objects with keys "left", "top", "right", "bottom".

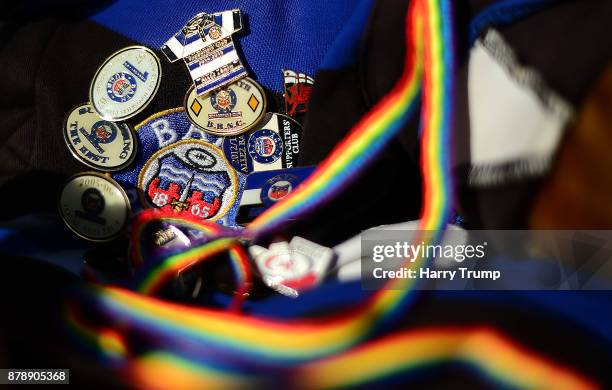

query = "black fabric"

[
  {"left": 0, "top": 254, "right": 129, "bottom": 388},
  {"left": 501, "top": 0, "right": 612, "bottom": 107}
]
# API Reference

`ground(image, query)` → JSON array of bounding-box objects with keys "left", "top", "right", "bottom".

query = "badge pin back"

[
  {"left": 59, "top": 172, "right": 131, "bottom": 242},
  {"left": 63, "top": 103, "right": 137, "bottom": 171},
  {"left": 132, "top": 222, "right": 192, "bottom": 269},
  {"left": 126, "top": 219, "right": 203, "bottom": 299},
  {"left": 185, "top": 77, "right": 267, "bottom": 137},
  {"left": 222, "top": 112, "right": 303, "bottom": 175},
  {"left": 90, "top": 46, "right": 162, "bottom": 121}
]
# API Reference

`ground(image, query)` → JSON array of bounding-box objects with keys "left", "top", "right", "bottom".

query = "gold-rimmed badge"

[
  {"left": 59, "top": 172, "right": 131, "bottom": 242},
  {"left": 184, "top": 77, "right": 267, "bottom": 137},
  {"left": 63, "top": 103, "right": 137, "bottom": 172},
  {"left": 90, "top": 46, "right": 162, "bottom": 121}
]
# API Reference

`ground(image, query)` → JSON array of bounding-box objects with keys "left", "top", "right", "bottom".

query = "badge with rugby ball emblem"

[
  {"left": 59, "top": 173, "right": 131, "bottom": 242},
  {"left": 185, "top": 77, "right": 266, "bottom": 136},
  {"left": 138, "top": 140, "right": 239, "bottom": 221},
  {"left": 222, "top": 112, "right": 302, "bottom": 174},
  {"left": 63, "top": 103, "right": 136, "bottom": 171},
  {"left": 90, "top": 46, "right": 161, "bottom": 121},
  {"left": 112, "top": 108, "right": 245, "bottom": 227}
]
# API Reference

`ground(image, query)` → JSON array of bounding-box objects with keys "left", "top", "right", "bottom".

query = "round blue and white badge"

[
  {"left": 260, "top": 173, "right": 300, "bottom": 207},
  {"left": 90, "top": 46, "right": 161, "bottom": 121},
  {"left": 248, "top": 129, "right": 283, "bottom": 164},
  {"left": 137, "top": 139, "right": 240, "bottom": 222}
]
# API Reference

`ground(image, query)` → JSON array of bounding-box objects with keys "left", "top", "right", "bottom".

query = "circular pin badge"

[
  {"left": 137, "top": 139, "right": 240, "bottom": 222},
  {"left": 59, "top": 173, "right": 131, "bottom": 242},
  {"left": 185, "top": 77, "right": 267, "bottom": 137},
  {"left": 222, "top": 113, "right": 302, "bottom": 174},
  {"left": 261, "top": 173, "right": 300, "bottom": 206},
  {"left": 63, "top": 103, "right": 137, "bottom": 171},
  {"left": 90, "top": 46, "right": 161, "bottom": 121}
]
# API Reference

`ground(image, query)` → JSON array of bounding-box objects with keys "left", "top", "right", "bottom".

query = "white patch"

[{"left": 467, "top": 29, "right": 573, "bottom": 186}]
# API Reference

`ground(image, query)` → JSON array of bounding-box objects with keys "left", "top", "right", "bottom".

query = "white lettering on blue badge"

[
  {"left": 112, "top": 109, "right": 246, "bottom": 228},
  {"left": 152, "top": 118, "right": 177, "bottom": 148}
]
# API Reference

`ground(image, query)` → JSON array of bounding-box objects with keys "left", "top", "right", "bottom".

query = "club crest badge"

[
  {"left": 222, "top": 113, "right": 302, "bottom": 174},
  {"left": 106, "top": 72, "right": 137, "bottom": 103},
  {"left": 139, "top": 140, "right": 238, "bottom": 220},
  {"left": 267, "top": 180, "right": 292, "bottom": 201},
  {"left": 59, "top": 173, "right": 131, "bottom": 241},
  {"left": 161, "top": 10, "right": 247, "bottom": 97},
  {"left": 63, "top": 103, "right": 136, "bottom": 171},
  {"left": 211, "top": 88, "right": 237, "bottom": 112},
  {"left": 185, "top": 77, "right": 266, "bottom": 136},
  {"left": 90, "top": 46, "right": 161, "bottom": 121},
  {"left": 262, "top": 173, "right": 301, "bottom": 205},
  {"left": 283, "top": 70, "right": 314, "bottom": 117},
  {"left": 112, "top": 108, "right": 245, "bottom": 227},
  {"left": 248, "top": 129, "right": 283, "bottom": 164}
]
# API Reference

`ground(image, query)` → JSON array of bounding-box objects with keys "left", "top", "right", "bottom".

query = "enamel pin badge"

[
  {"left": 63, "top": 103, "right": 137, "bottom": 171},
  {"left": 59, "top": 173, "right": 131, "bottom": 242},
  {"left": 90, "top": 46, "right": 162, "bottom": 121},
  {"left": 161, "top": 10, "right": 248, "bottom": 97},
  {"left": 283, "top": 70, "right": 314, "bottom": 116},
  {"left": 185, "top": 77, "right": 267, "bottom": 136}
]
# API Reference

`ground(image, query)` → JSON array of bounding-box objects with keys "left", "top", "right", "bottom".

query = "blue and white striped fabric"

[{"left": 161, "top": 9, "right": 247, "bottom": 96}]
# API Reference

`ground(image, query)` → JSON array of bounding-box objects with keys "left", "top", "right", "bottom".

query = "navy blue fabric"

[
  {"left": 468, "top": 0, "right": 559, "bottom": 44},
  {"left": 320, "top": 0, "right": 374, "bottom": 70},
  {"left": 0, "top": 216, "right": 88, "bottom": 276},
  {"left": 90, "top": 0, "right": 360, "bottom": 92},
  {"left": 214, "top": 283, "right": 612, "bottom": 345}
]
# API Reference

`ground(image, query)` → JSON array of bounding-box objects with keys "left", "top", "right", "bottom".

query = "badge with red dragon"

[{"left": 282, "top": 70, "right": 314, "bottom": 117}]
